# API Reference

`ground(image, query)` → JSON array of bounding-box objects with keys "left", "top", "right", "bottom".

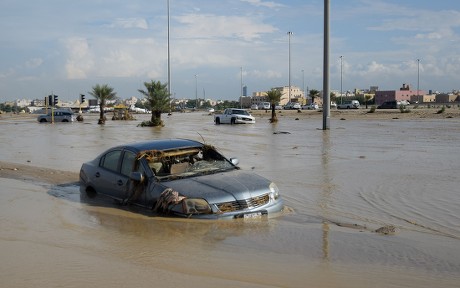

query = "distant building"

[
  {"left": 239, "top": 96, "right": 252, "bottom": 108},
  {"left": 271, "top": 86, "right": 305, "bottom": 105},
  {"left": 436, "top": 93, "right": 459, "bottom": 103},
  {"left": 15, "top": 99, "right": 31, "bottom": 108},
  {"left": 375, "top": 83, "right": 426, "bottom": 105}
]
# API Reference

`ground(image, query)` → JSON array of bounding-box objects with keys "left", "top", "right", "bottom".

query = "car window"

[
  {"left": 139, "top": 146, "right": 236, "bottom": 181},
  {"left": 120, "top": 151, "right": 136, "bottom": 176},
  {"left": 100, "top": 150, "right": 122, "bottom": 172}
]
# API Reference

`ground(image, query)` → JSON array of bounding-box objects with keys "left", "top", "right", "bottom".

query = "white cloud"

[
  {"left": 63, "top": 37, "right": 94, "bottom": 79},
  {"left": 107, "top": 18, "right": 149, "bottom": 29},
  {"left": 63, "top": 36, "right": 167, "bottom": 80},
  {"left": 25, "top": 58, "right": 43, "bottom": 69},
  {"left": 175, "top": 14, "right": 277, "bottom": 41},
  {"left": 250, "top": 69, "right": 282, "bottom": 79},
  {"left": 240, "top": 0, "right": 285, "bottom": 9}
]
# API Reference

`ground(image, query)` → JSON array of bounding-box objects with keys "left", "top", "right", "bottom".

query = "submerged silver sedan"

[{"left": 79, "top": 139, "right": 284, "bottom": 219}]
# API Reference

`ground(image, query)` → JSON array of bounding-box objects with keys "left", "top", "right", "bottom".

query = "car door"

[
  {"left": 119, "top": 150, "right": 146, "bottom": 203},
  {"left": 96, "top": 149, "right": 129, "bottom": 200}
]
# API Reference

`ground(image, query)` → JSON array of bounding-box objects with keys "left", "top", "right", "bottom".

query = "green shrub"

[
  {"left": 399, "top": 106, "right": 410, "bottom": 113},
  {"left": 436, "top": 106, "right": 445, "bottom": 114}
]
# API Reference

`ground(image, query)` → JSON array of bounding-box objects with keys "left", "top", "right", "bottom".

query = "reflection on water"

[
  {"left": 322, "top": 222, "right": 330, "bottom": 261},
  {"left": 320, "top": 131, "right": 332, "bottom": 262},
  {"left": 1, "top": 113, "right": 460, "bottom": 287}
]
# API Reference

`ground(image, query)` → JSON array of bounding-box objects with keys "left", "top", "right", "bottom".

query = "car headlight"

[
  {"left": 269, "top": 182, "right": 280, "bottom": 200},
  {"left": 182, "top": 198, "right": 212, "bottom": 214}
]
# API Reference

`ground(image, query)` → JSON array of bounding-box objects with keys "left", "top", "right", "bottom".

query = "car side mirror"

[
  {"left": 230, "top": 158, "right": 239, "bottom": 166},
  {"left": 130, "top": 171, "right": 145, "bottom": 183}
]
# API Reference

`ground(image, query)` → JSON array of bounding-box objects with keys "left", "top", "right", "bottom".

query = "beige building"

[
  {"left": 274, "top": 86, "right": 305, "bottom": 105},
  {"left": 410, "top": 94, "right": 435, "bottom": 103},
  {"left": 249, "top": 86, "right": 305, "bottom": 106}
]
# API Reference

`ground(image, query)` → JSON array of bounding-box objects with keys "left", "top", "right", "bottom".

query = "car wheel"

[
  {"left": 215, "top": 117, "right": 220, "bottom": 125},
  {"left": 39, "top": 118, "right": 47, "bottom": 123},
  {"left": 62, "top": 119, "right": 69, "bottom": 122},
  {"left": 231, "top": 118, "right": 236, "bottom": 125},
  {"left": 84, "top": 187, "right": 97, "bottom": 198}
]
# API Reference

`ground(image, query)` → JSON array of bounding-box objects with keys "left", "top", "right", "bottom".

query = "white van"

[
  {"left": 337, "top": 100, "right": 360, "bottom": 109},
  {"left": 258, "top": 102, "right": 271, "bottom": 110}
]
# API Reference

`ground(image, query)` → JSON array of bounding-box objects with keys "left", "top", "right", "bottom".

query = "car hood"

[{"left": 161, "top": 170, "right": 271, "bottom": 203}]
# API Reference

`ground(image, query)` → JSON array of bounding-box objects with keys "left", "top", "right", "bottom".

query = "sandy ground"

[{"left": 0, "top": 160, "right": 78, "bottom": 185}]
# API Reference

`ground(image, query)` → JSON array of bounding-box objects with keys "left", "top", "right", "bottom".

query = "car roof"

[{"left": 119, "top": 138, "right": 204, "bottom": 152}]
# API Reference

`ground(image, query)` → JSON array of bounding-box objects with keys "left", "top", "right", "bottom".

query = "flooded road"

[{"left": 1, "top": 112, "right": 460, "bottom": 287}]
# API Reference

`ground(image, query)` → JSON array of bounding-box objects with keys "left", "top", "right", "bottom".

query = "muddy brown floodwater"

[{"left": 1, "top": 111, "right": 460, "bottom": 288}]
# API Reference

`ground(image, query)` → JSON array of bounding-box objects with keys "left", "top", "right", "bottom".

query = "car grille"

[{"left": 216, "top": 193, "right": 270, "bottom": 213}]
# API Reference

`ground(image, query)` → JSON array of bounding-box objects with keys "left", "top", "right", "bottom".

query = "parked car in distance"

[
  {"left": 330, "top": 102, "right": 337, "bottom": 108},
  {"left": 250, "top": 104, "right": 259, "bottom": 110},
  {"left": 377, "top": 101, "right": 397, "bottom": 109},
  {"left": 214, "top": 108, "right": 255, "bottom": 124},
  {"left": 378, "top": 100, "right": 410, "bottom": 109},
  {"left": 337, "top": 100, "right": 360, "bottom": 109},
  {"left": 302, "top": 103, "right": 319, "bottom": 110},
  {"left": 79, "top": 139, "right": 284, "bottom": 219},
  {"left": 258, "top": 102, "right": 271, "bottom": 110},
  {"left": 37, "top": 109, "right": 76, "bottom": 123},
  {"left": 284, "top": 102, "right": 301, "bottom": 110},
  {"left": 398, "top": 100, "right": 411, "bottom": 106}
]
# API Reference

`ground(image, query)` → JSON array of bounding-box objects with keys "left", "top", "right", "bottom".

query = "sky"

[{"left": 1, "top": 0, "right": 460, "bottom": 102}]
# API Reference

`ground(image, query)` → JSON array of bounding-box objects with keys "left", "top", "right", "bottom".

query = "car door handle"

[{"left": 117, "top": 180, "right": 124, "bottom": 186}]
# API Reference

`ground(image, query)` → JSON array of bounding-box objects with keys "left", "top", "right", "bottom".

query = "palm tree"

[
  {"left": 138, "top": 80, "right": 170, "bottom": 127},
  {"left": 266, "top": 88, "right": 282, "bottom": 123},
  {"left": 88, "top": 84, "right": 117, "bottom": 124},
  {"left": 364, "top": 95, "right": 372, "bottom": 109},
  {"left": 309, "top": 89, "right": 320, "bottom": 104}
]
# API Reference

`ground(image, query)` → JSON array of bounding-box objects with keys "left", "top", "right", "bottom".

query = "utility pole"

[
  {"left": 417, "top": 59, "right": 420, "bottom": 102},
  {"left": 195, "top": 74, "right": 198, "bottom": 109},
  {"left": 240, "top": 66, "right": 243, "bottom": 108},
  {"left": 340, "top": 55, "right": 343, "bottom": 104},
  {"left": 167, "top": 0, "right": 171, "bottom": 113},
  {"left": 287, "top": 31, "right": 293, "bottom": 103},
  {"left": 322, "top": 0, "right": 330, "bottom": 130}
]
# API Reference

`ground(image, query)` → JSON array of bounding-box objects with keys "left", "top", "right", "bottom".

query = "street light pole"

[
  {"left": 302, "top": 69, "right": 305, "bottom": 100},
  {"left": 167, "top": 0, "right": 171, "bottom": 112},
  {"left": 240, "top": 66, "right": 243, "bottom": 108},
  {"left": 322, "top": 0, "right": 330, "bottom": 130},
  {"left": 340, "top": 55, "right": 343, "bottom": 104},
  {"left": 195, "top": 74, "right": 198, "bottom": 109},
  {"left": 417, "top": 59, "right": 420, "bottom": 102},
  {"left": 287, "top": 31, "right": 293, "bottom": 103}
]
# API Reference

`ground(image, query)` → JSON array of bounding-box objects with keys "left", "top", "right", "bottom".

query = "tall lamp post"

[
  {"left": 287, "top": 31, "right": 293, "bottom": 103},
  {"left": 240, "top": 66, "right": 243, "bottom": 108},
  {"left": 417, "top": 59, "right": 420, "bottom": 102},
  {"left": 302, "top": 69, "right": 305, "bottom": 101},
  {"left": 167, "top": 0, "right": 171, "bottom": 112},
  {"left": 322, "top": 0, "right": 330, "bottom": 130},
  {"left": 195, "top": 74, "right": 198, "bottom": 109},
  {"left": 340, "top": 55, "right": 343, "bottom": 104}
]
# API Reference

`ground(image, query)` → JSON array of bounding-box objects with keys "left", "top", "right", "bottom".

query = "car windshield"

[
  {"left": 232, "top": 109, "right": 249, "bottom": 116},
  {"left": 137, "top": 145, "right": 236, "bottom": 181}
]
